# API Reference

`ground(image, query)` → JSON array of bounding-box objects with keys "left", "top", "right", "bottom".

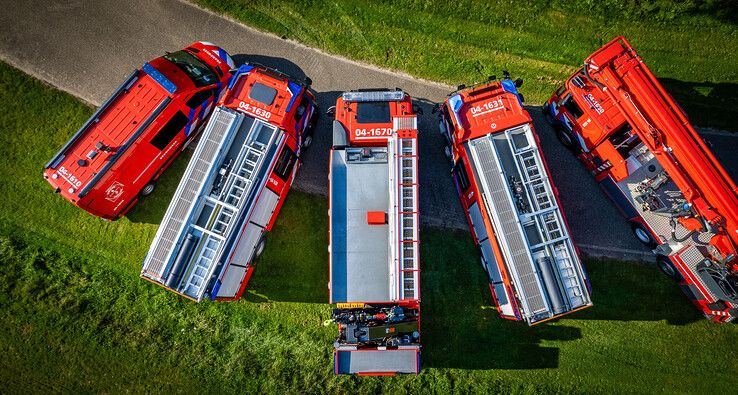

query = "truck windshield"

[
  {"left": 357, "top": 102, "right": 391, "bottom": 124},
  {"left": 164, "top": 50, "right": 218, "bottom": 87}
]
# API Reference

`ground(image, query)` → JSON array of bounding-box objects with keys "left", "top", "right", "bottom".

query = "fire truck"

[
  {"left": 43, "top": 42, "right": 234, "bottom": 220},
  {"left": 436, "top": 76, "right": 593, "bottom": 325},
  {"left": 545, "top": 36, "right": 738, "bottom": 322},
  {"left": 140, "top": 63, "right": 317, "bottom": 301},
  {"left": 328, "top": 89, "right": 421, "bottom": 375}
]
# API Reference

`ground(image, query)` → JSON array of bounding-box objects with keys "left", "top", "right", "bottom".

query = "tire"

[
  {"left": 141, "top": 181, "right": 156, "bottom": 196},
  {"left": 542, "top": 104, "right": 551, "bottom": 119},
  {"left": 444, "top": 145, "right": 453, "bottom": 161},
  {"left": 555, "top": 126, "right": 574, "bottom": 148},
  {"left": 254, "top": 235, "right": 267, "bottom": 258},
  {"left": 656, "top": 255, "right": 684, "bottom": 282},
  {"left": 630, "top": 221, "right": 657, "bottom": 248}
]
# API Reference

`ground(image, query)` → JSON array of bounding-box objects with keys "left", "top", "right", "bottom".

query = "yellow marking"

[{"left": 336, "top": 302, "right": 365, "bottom": 309}]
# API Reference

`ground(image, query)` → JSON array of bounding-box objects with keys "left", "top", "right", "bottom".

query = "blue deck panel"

[{"left": 330, "top": 150, "right": 348, "bottom": 302}]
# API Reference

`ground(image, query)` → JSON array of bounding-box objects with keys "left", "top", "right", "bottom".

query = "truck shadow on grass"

[
  {"left": 659, "top": 78, "right": 738, "bottom": 133},
  {"left": 420, "top": 227, "right": 703, "bottom": 370}
]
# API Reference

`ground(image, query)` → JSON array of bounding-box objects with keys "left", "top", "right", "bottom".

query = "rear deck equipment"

[{"left": 466, "top": 124, "right": 589, "bottom": 323}]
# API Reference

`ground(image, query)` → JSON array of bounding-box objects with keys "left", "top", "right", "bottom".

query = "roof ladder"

[
  {"left": 212, "top": 206, "right": 235, "bottom": 235},
  {"left": 182, "top": 236, "right": 222, "bottom": 299},
  {"left": 222, "top": 139, "right": 268, "bottom": 207},
  {"left": 397, "top": 136, "right": 418, "bottom": 300},
  {"left": 553, "top": 243, "right": 585, "bottom": 306},
  {"left": 506, "top": 129, "right": 585, "bottom": 309}
]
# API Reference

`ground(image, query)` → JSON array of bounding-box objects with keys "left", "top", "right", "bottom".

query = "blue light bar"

[{"left": 143, "top": 63, "right": 177, "bottom": 94}]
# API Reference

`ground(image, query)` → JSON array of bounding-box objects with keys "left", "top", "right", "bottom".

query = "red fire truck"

[
  {"left": 328, "top": 89, "right": 421, "bottom": 375},
  {"left": 436, "top": 76, "right": 593, "bottom": 325},
  {"left": 140, "top": 63, "right": 317, "bottom": 301},
  {"left": 545, "top": 36, "right": 738, "bottom": 322},
  {"left": 43, "top": 42, "right": 234, "bottom": 220}
]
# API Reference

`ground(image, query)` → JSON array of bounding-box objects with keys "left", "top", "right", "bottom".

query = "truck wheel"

[
  {"left": 444, "top": 145, "right": 453, "bottom": 161},
  {"left": 630, "top": 221, "right": 657, "bottom": 248},
  {"left": 656, "top": 255, "right": 683, "bottom": 282},
  {"left": 141, "top": 181, "right": 156, "bottom": 196},
  {"left": 542, "top": 105, "right": 552, "bottom": 121},
  {"left": 302, "top": 135, "right": 313, "bottom": 148},
  {"left": 254, "top": 235, "right": 267, "bottom": 258},
  {"left": 556, "top": 127, "right": 575, "bottom": 149}
]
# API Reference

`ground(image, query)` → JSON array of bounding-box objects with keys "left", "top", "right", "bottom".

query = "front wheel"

[
  {"left": 141, "top": 181, "right": 156, "bottom": 196},
  {"left": 656, "top": 255, "right": 683, "bottom": 282},
  {"left": 556, "top": 127, "right": 574, "bottom": 148},
  {"left": 444, "top": 145, "right": 453, "bottom": 161}
]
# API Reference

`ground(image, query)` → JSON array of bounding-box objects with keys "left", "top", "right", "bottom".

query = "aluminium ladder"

[{"left": 507, "top": 131, "right": 585, "bottom": 308}]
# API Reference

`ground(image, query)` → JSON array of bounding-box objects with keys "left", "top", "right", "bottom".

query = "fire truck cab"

[
  {"left": 43, "top": 42, "right": 234, "bottom": 220},
  {"left": 328, "top": 90, "right": 421, "bottom": 375},
  {"left": 140, "top": 63, "right": 317, "bottom": 301},
  {"left": 545, "top": 36, "right": 738, "bottom": 322},
  {"left": 437, "top": 76, "right": 592, "bottom": 325}
]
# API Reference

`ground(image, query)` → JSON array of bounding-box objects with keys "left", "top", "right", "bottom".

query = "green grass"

[
  {"left": 195, "top": 0, "right": 738, "bottom": 131},
  {"left": 3, "top": 60, "right": 738, "bottom": 393}
]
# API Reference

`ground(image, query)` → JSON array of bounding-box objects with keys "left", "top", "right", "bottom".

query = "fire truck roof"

[
  {"left": 330, "top": 90, "right": 419, "bottom": 304},
  {"left": 447, "top": 79, "right": 530, "bottom": 143},
  {"left": 44, "top": 64, "right": 174, "bottom": 198},
  {"left": 220, "top": 64, "right": 307, "bottom": 129}
]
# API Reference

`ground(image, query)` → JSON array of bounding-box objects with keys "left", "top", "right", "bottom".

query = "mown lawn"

[
  {"left": 2, "top": 61, "right": 738, "bottom": 393},
  {"left": 196, "top": 0, "right": 738, "bottom": 131}
]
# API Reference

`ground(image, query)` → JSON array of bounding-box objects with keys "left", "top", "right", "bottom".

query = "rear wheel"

[
  {"left": 254, "top": 235, "right": 267, "bottom": 258},
  {"left": 630, "top": 221, "right": 657, "bottom": 248},
  {"left": 141, "top": 181, "right": 156, "bottom": 196},
  {"left": 656, "top": 255, "right": 683, "bottom": 282}
]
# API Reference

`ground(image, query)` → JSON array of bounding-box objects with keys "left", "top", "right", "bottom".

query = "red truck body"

[
  {"left": 328, "top": 90, "right": 421, "bottom": 375},
  {"left": 141, "top": 63, "right": 317, "bottom": 302},
  {"left": 546, "top": 36, "right": 738, "bottom": 322},
  {"left": 43, "top": 42, "right": 234, "bottom": 220},
  {"left": 438, "top": 78, "right": 593, "bottom": 325}
]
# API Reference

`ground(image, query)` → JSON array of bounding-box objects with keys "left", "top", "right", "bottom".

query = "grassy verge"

[
  {"left": 195, "top": 0, "right": 738, "bottom": 131},
  {"left": 3, "top": 61, "right": 738, "bottom": 393}
]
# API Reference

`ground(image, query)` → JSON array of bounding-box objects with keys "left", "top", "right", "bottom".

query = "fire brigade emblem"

[{"left": 105, "top": 182, "right": 124, "bottom": 202}]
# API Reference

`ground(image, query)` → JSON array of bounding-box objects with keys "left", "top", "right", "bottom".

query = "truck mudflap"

[{"left": 334, "top": 347, "right": 420, "bottom": 375}]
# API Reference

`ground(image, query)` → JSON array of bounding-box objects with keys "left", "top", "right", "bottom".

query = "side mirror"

[
  {"left": 412, "top": 105, "right": 424, "bottom": 115},
  {"left": 514, "top": 78, "right": 524, "bottom": 88},
  {"left": 326, "top": 106, "right": 336, "bottom": 118}
]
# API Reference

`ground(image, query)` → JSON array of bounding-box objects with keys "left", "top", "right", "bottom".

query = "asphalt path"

[{"left": 1, "top": 0, "right": 736, "bottom": 262}]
